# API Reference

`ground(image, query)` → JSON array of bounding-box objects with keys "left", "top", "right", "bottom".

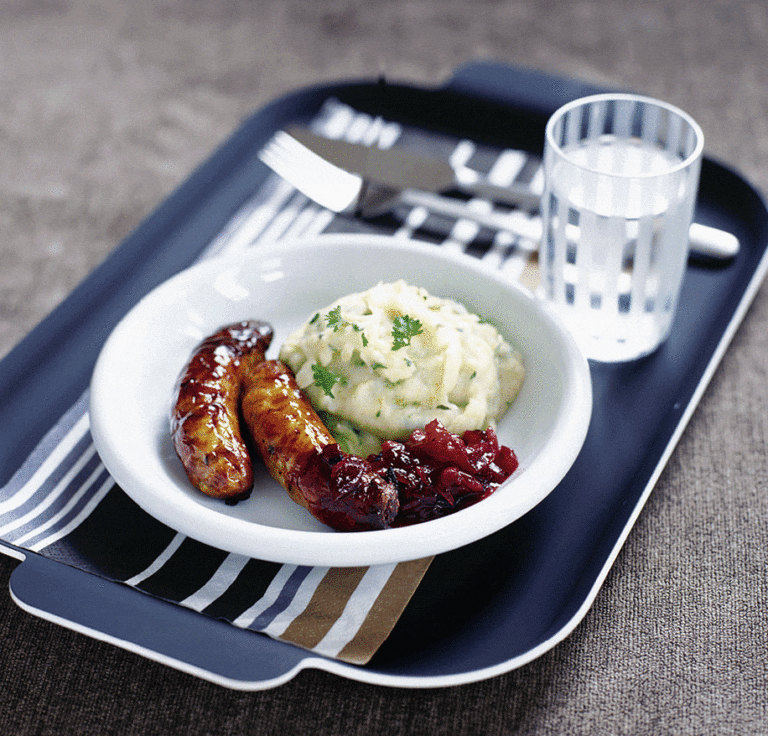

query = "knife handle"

[{"left": 399, "top": 190, "right": 739, "bottom": 261}]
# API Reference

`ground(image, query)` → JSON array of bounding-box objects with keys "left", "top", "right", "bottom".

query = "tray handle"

[
  {"left": 445, "top": 60, "right": 618, "bottom": 114},
  {"left": 8, "top": 551, "right": 315, "bottom": 689}
]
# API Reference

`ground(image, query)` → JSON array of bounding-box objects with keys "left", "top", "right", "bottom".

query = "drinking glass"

[{"left": 540, "top": 93, "right": 704, "bottom": 362}]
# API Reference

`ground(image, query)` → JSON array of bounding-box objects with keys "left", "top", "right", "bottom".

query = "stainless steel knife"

[{"left": 285, "top": 125, "right": 543, "bottom": 210}]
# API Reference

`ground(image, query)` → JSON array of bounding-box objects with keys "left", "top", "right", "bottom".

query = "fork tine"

[{"left": 258, "top": 130, "right": 363, "bottom": 213}]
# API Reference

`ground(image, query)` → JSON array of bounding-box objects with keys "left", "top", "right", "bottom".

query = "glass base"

[{"left": 553, "top": 308, "right": 672, "bottom": 363}]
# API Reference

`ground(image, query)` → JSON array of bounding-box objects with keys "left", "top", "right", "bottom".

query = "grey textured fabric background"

[{"left": 1, "top": 0, "right": 766, "bottom": 733}]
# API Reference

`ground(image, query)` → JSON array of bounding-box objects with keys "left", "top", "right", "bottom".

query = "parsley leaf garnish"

[
  {"left": 312, "top": 364, "right": 346, "bottom": 398},
  {"left": 326, "top": 306, "right": 347, "bottom": 332},
  {"left": 391, "top": 315, "right": 423, "bottom": 350},
  {"left": 326, "top": 306, "right": 367, "bottom": 345}
]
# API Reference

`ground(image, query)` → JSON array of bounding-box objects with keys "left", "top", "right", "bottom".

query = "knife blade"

[{"left": 285, "top": 125, "right": 543, "bottom": 210}]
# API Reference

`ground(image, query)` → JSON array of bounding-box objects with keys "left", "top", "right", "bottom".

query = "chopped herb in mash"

[
  {"left": 311, "top": 363, "right": 346, "bottom": 398},
  {"left": 325, "top": 306, "right": 368, "bottom": 346},
  {"left": 391, "top": 315, "right": 423, "bottom": 351}
]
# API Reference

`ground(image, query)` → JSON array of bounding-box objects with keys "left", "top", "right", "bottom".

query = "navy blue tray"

[{"left": 2, "top": 61, "right": 767, "bottom": 689}]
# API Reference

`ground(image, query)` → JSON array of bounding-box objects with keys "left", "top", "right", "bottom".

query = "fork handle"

[{"left": 452, "top": 167, "right": 542, "bottom": 210}]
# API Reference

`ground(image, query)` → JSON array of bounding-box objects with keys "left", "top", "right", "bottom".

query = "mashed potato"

[{"left": 279, "top": 280, "right": 525, "bottom": 456}]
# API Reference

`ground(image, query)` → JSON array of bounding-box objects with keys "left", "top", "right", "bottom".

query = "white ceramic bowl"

[{"left": 89, "top": 234, "right": 592, "bottom": 566}]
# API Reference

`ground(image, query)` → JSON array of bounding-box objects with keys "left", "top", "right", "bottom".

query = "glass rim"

[{"left": 544, "top": 93, "right": 705, "bottom": 178}]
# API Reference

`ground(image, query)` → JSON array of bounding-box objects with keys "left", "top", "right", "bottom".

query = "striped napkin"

[{"left": 0, "top": 99, "right": 542, "bottom": 665}]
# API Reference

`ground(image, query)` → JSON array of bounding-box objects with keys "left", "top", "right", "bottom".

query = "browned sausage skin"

[
  {"left": 240, "top": 359, "right": 399, "bottom": 531},
  {"left": 171, "top": 320, "right": 273, "bottom": 503}
]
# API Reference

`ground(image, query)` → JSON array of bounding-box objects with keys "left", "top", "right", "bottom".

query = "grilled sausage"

[
  {"left": 171, "top": 320, "right": 273, "bottom": 503},
  {"left": 240, "top": 359, "right": 399, "bottom": 531}
]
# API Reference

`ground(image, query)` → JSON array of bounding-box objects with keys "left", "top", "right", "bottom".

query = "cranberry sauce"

[{"left": 367, "top": 419, "right": 518, "bottom": 526}]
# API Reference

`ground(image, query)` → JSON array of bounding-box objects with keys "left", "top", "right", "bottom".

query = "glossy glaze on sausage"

[
  {"left": 240, "top": 358, "right": 399, "bottom": 531},
  {"left": 171, "top": 320, "right": 273, "bottom": 503}
]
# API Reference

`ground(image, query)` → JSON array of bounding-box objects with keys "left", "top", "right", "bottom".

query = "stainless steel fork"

[
  {"left": 258, "top": 130, "right": 366, "bottom": 213},
  {"left": 257, "top": 129, "right": 740, "bottom": 260},
  {"left": 257, "top": 129, "right": 541, "bottom": 228}
]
